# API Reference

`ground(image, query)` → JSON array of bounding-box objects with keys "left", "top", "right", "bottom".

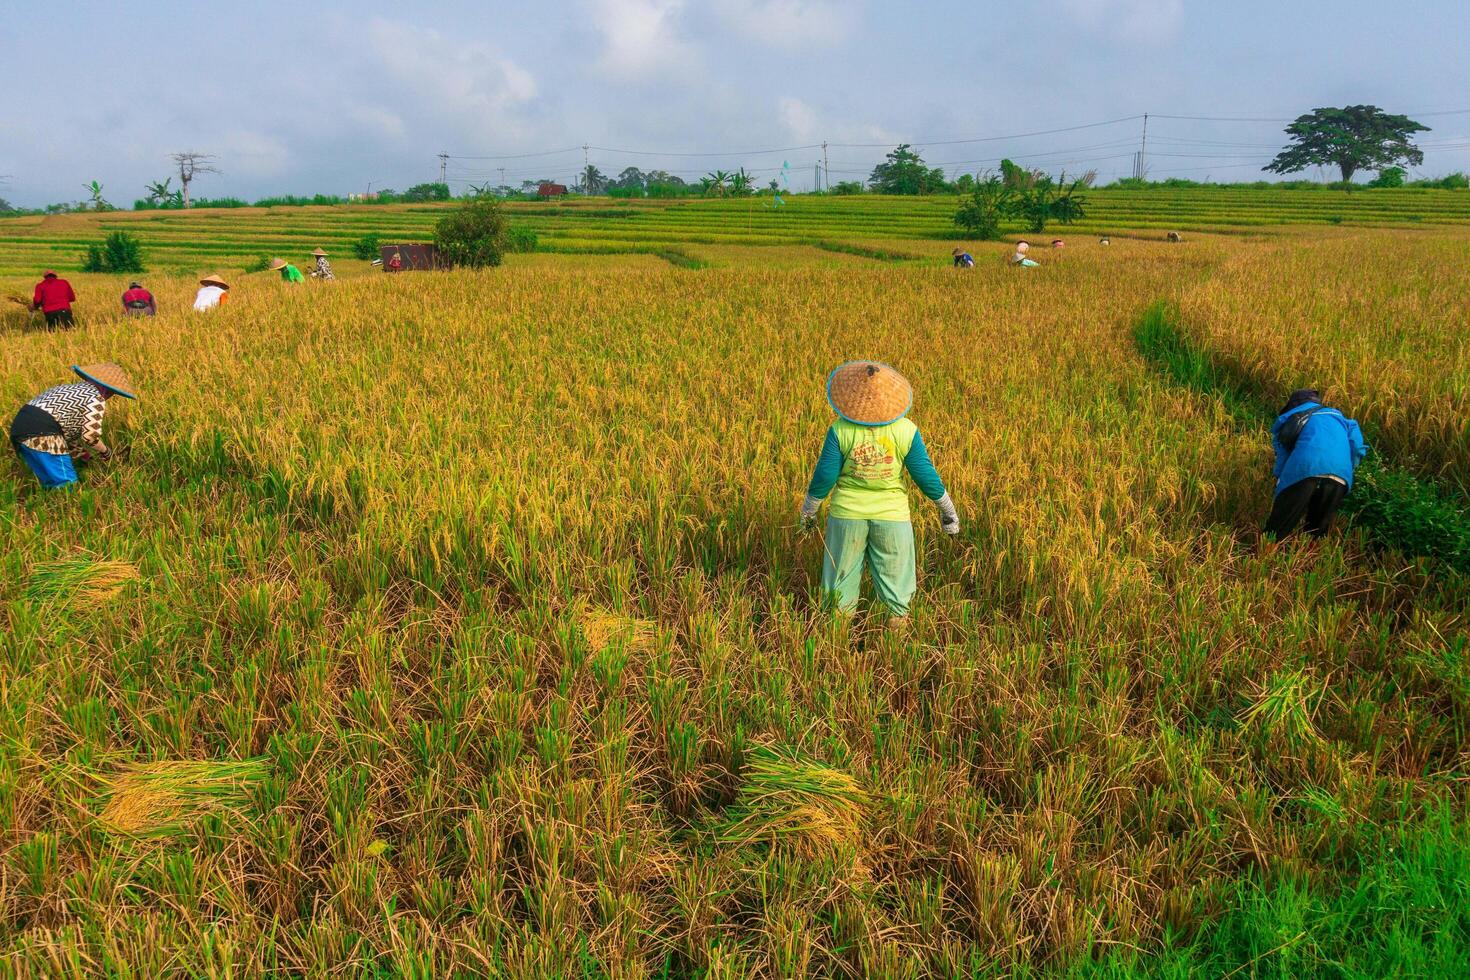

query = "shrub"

[
  {"left": 1367, "top": 167, "right": 1406, "bottom": 188},
  {"left": 830, "top": 181, "right": 864, "bottom": 195},
  {"left": 80, "top": 231, "right": 145, "bottom": 273},
  {"left": 351, "top": 233, "right": 382, "bottom": 261},
  {"left": 506, "top": 227, "right": 538, "bottom": 254},
  {"left": 434, "top": 196, "right": 509, "bottom": 268},
  {"left": 244, "top": 255, "right": 272, "bottom": 273}
]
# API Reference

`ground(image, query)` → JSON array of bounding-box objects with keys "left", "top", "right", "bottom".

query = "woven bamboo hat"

[
  {"left": 73, "top": 362, "right": 137, "bottom": 399},
  {"left": 311, "top": 248, "right": 328, "bottom": 257},
  {"left": 827, "top": 361, "right": 912, "bottom": 426},
  {"left": 199, "top": 273, "right": 229, "bottom": 288},
  {"left": 269, "top": 258, "right": 288, "bottom": 271}
]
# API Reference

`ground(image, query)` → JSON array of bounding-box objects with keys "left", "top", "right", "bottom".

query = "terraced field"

[{"left": 2, "top": 187, "right": 1469, "bottom": 277}]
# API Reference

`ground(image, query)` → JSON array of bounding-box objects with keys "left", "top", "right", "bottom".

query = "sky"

[{"left": 2, "top": 1, "right": 1468, "bottom": 206}]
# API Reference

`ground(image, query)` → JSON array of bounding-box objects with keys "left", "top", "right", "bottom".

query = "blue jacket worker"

[{"left": 1263, "top": 388, "right": 1368, "bottom": 540}]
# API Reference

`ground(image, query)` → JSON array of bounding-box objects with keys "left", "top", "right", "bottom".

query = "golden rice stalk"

[
  {"left": 26, "top": 558, "right": 139, "bottom": 606},
  {"left": 98, "top": 759, "right": 270, "bottom": 838},
  {"left": 715, "top": 746, "right": 870, "bottom": 860}
]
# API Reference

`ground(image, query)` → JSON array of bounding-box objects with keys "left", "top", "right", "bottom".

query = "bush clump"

[
  {"left": 434, "top": 197, "right": 509, "bottom": 269},
  {"left": 351, "top": 233, "right": 382, "bottom": 261},
  {"left": 80, "top": 231, "right": 145, "bottom": 273}
]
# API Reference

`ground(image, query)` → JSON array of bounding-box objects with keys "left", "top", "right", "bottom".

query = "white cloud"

[
  {"left": 713, "top": 0, "right": 854, "bottom": 48},
  {"left": 778, "top": 96, "right": 820, "bottom": 141},
  {"left": 586, "top": 0, "right": 698, "bottom": 79},
  {"left": 360, "top": 18, "right": 538, "bottom": 124},
  {"left": 1059, "top": 0, "right": 1183, "bottom": 44}
]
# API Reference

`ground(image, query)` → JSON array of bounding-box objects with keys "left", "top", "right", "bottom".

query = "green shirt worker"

[
  {"left": 269, "top": 258, "right": 305, "bottom": 283},
  {"left": 800, "top": 361, "right": 959, "bottom": 620}
]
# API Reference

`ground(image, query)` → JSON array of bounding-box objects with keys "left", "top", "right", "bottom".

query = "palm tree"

[
  {"left": 703, "top": 170, "right": 732, "bottom": 197},
  {"left": 579, "top": 165, "right": 608, "bottom": 195},
  {"left": 730, "top": 168, "right": 754, "bottom": 196}
]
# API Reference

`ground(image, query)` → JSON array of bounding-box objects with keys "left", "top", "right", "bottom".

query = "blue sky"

[{"left": 2, "top": 1, "right": 1467, "bottom": 205}]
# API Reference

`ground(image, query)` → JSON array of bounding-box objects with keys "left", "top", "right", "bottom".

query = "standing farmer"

[
  {"left": 270, "top": 258, "right": 305, "bottom": 283},
  {"left": 800, "top": 361, "right": 959, "bottom": 623},
  {"left": 9, "top": 363, "right": 135, "bottom": 489},
  {"left": 309, "top": 248, "right": 335, "bottom": 280},
  {"left": 121, "top": 281, "right": 156, "bottom": 317},
  {"left": 32, "top": 271, "right": 77, "bottom": 329},
  {"left": 1264, "top": 388, "right": 1368, "bottom": 540}
]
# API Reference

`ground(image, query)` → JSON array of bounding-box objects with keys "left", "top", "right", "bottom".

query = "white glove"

[
  {"left": 935, "top": 493, "right": 960, "bottom": 535},
  {"left": 799, "top": 494, "right": 822, "bottom": 532}
]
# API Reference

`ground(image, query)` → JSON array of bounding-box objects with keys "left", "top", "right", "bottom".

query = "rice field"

[
  {"left": 2, "top": 185, "right": 1470, "bottom": 276},
  {"left": 0, "top": 214, "right": 1466, "bottom": 975}
]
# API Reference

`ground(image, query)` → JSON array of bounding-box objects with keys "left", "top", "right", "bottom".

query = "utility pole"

[
  {"left": 438, "top": 152, "right": 448, "bottom": 183},
  {"left": 822, "top": 141, "right": 829, "bottom": 192},
  {"left": 815, "top": 162, "right": 821, "bottom": 192},
  {"left": 499, "top": 167, "right": 506, "bottom": 192},
  {"left": 1138, "top": 114, "right": 1149, "bottom": 180}
]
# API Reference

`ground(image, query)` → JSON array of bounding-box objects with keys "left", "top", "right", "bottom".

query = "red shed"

[{"left": 537, "top": 182, "right": 568, "bottom": 198}]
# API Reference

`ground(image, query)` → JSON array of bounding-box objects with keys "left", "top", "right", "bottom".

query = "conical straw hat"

[
  {"left": 73, "top": 362, "right": 137, "bottom": 400},
  {"left": 199, "top": 273, "right": 229, "bottom": 288},
  {"left": 826, "top": 361, "right": 912, "bottom": 426},
  {"left": 311, "top": 248, "right": 328, "bottom": 257},
  {"left": 269, "top": 258, "right": 288, "bottom": 271}
]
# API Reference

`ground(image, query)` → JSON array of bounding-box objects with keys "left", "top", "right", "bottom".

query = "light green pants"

[{"left": 821, "top": 517, "right": 917, "bottom": 617}]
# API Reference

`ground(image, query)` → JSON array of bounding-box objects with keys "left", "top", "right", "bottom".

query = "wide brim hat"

[
  {"left": 951, "top": 247, "right": 964, "bottom": 256},
  {"left": 199, "top": 273, "right": 229, "bottom": 288},
  {"left": 42, "top": 270, "right": 57, "bottom": 278},
  {"left": 311, "top": 248, "right": 328, "bottom": 257},
  {"left": 269, "top": 258, "right": 288, "bottom": 271},
  {"left": 827, "top": 361, "right": 913, "bottom": 426},
  {"left": 73, "top": 362, "right": 137, "bottom": 400}
]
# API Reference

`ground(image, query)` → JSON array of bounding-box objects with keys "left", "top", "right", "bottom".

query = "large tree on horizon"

[{"left": 1264, "top": 105, "right": 1428, "bottom": 183}]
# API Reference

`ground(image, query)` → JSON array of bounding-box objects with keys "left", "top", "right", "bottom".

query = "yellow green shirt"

[{"left": 827, "top": 418, "right": 918, "bottom": 521}]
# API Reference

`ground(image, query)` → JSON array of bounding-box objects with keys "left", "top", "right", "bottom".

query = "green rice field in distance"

[{"left": 1, "top": 186, "right": 1469, "bottom": 276}]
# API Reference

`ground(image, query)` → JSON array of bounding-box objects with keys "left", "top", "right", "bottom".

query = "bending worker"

[
  {"left": 309, "top": 248, "right": 335, "bottom": 280},
  {"left": 193, "top": 273, "right": 230, "bottom": 311},
  {"left": 32, "top": 270, "right": 77, "bottom": 329},
  {"left": 952, "top": 247, "right": 975, "bottom": 269},
  {"left": 9, "top": 363, "right": 136, "bottom": 489},
  {"left": 1010, "top": 241, "right": 1039, "bottom": 267},
  {"left": 1264, "top": 388, "right": 1368, "bottom": 540},
  {"left": 270, "top": 258, "right": 305, "bottom": 283},
  {"left": 121, "top": 281, "right": 156, "bottom": 317},
  {"left": 800, "top": 361, "right": 959, "bottom": 623}
]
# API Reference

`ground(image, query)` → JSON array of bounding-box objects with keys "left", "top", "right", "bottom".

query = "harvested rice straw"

[
  {"left": 576, "top": 601, "right": 658, "bottom": 653},
  {"left": 99, "top": 759, "right": 270, "bottom": 838},
  {"left": 26, "top": 558, "right": 140, "bottom": 606}
]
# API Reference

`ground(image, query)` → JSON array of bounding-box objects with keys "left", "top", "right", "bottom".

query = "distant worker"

[
  {"left": 800, "top": 361, "right": 959, "bottom": 624},
  {"left": 1010, "top": 241, "right": 1039, "bottom": 268},
  {"left": 120, "top": 281, "right": 156, "bottom": 317},
  {"left": 1099, "top": 235, "right": 1111, "bottom": 246},
  {"left": 386, "top": 250, "right": 403, "bottom": 273},
  {"left": 193, "top": 273, "right": 230, "bottom": 311},
  {"left": 9, "top": 363, "right": 136, "bottom": 489},
  {"left": 270, "top": 258, "right": 305, "bottom": 283},
  {"left": 1166, "top": 231, "right": 1183, "bottom": 243},
  {"left": 1264, "top": 388, "right": 1368, "bottom": 541},
  {"left": 1051, "top": 239, "right": 1065, "bottom": 248},
  {"left": 952, "top": 247, "right": 975, "bottom": 269},
  {"left": 309, "top": 247, "right": 335, "bottom": 280},
  {"left": 32, "top": 271, "right": 77, "bottom": 329}
]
